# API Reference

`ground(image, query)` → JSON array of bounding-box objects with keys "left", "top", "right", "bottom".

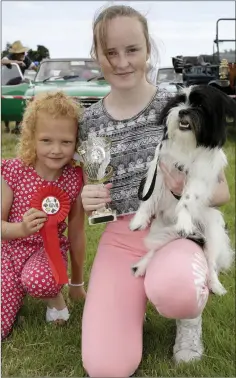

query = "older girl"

[{"left": 80, "top": 5, "right": 230, "bottom": 377}]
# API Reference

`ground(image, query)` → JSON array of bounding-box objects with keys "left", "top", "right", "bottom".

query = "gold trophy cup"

[{"left": 77, "top": 135, "right": 117, "bottom": 225}]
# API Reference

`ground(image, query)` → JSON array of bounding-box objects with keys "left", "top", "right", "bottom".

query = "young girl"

[
  {"left": 79, "top": 5, "right": 230, "bottom": 377},
  {"left": 1, "top": 91, "right": 85, "bottom": 340}
]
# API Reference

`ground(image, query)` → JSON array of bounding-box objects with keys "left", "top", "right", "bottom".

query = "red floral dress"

[{"left": 1, "top": 158, "right": 83, "bottom": 339}]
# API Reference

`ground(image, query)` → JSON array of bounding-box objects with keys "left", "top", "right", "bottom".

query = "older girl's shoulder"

[{"left": 82, "top": 99, "right": 104, "bottom": 121}]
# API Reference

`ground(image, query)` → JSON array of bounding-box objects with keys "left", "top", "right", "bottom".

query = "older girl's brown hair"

[
  {"left": 17, "top": 91, "right": 83, "bottom": 166},
  {"left": 91, "top": 5, "right": 152, "bottom": 59},
  {"left": 90, "top": 4, "right": 158, "bottom": 79}
]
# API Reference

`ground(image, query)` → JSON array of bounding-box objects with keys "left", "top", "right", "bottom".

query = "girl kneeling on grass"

[
  {"left": 1, "top": 91, "right": 86, "bottom": 340},
  {"left": 80, "top": 5, "right": 231, "bottom": 377}
]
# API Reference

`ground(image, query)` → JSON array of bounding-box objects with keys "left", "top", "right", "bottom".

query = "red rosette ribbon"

[{"left": 31, "top": 185, "right": 70, "bottom": 284}]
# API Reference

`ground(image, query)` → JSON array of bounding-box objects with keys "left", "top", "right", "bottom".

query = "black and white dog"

[{"left": 130, "top": 85, "right": 235, "bottom": 295}]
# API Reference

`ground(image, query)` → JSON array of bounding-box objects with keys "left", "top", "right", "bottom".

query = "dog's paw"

[
  {"left": 176, "top": 211, "right": 194, "bottom": 236},
  {"left": 209, "top": 278, "right": 227, "bottom": 296},
  {"left": 129, "top": 215, "right": 148, "bottom": 231},
  {"left": 131, "top": 260, "right": 147, "bottom": 277}
]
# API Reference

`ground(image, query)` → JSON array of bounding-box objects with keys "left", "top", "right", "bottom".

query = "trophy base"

[{"left": 88, "top": 210, "right": 117, "bottom": 225}]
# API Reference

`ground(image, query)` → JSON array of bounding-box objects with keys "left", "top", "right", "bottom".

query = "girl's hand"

[
  {"left": 81, "top": 183, "right": 112, "bottom": 212},
  {"left": 68, "top": 285, "right": 86, "bottom": 301},
  {"left": 159, "top": 161, "right": 186, "bottom": 196},
  {"left": 21, "top": 208, "right": 47, "bottom": 237}
]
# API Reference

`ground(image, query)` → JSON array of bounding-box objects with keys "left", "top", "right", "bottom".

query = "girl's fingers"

[
  {"left": 85, "top": 198, "right": 111, "bottom": 205},
  {"left": 86, "top": 203, "right": 108, "bottom": 211},
  {"left": 81, "top": 187, "right": 110, "bottom": 204},
  {"left": 27, "top": 211, "right": 47, "bottom": 222},
  {"left": 31, "top": 218, "right": 47, "bottom": 228},
  {"left": 159, "top": 162, "right": 173, "bottom": 180},
  {"left": 104, "top": 183, "right": 113, "bottom": 189},
  {"left": 33, "top": 222, "right": 44, "bottom": 229},
  {"left": 160, "top": 162, "right": 185, "bottom": 190}
]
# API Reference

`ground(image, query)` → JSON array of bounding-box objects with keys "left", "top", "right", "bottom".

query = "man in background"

[{"left": 2, "top": 41, "right": 37, "bottom": 134}]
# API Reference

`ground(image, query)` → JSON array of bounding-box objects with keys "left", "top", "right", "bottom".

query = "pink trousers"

[{"left": 82, "top": 215, "right": 209, "bottom": 377}]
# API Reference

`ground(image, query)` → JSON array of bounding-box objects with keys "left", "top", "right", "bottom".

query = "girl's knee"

[
  {"left": 21, "top": 272, "right": 61, "bottom": 298},
  {"left": 82, "top": 351, "right": 140, "bottom": 378},
  {"left": 144, "top": 239, "right": 209, "bottom": 319},
  {"left": 21, "top": 249, "right": 66, "bottom": 298}
]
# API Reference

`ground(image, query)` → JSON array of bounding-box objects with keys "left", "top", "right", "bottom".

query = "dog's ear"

[
  {"left": 158, "top": 93, "right": 187, "bottom": 126},
  {"left": 208, "top": 85, "right": 236, "bottom": 121}
]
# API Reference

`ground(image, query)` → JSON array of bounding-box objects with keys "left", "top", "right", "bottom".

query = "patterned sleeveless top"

[{"left": 79, "top": 89, "right": 169, "bottom": 216}]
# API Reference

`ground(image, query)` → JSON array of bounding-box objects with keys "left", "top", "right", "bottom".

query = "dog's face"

[{"left": 159, "top": 85, "right": 236, "bottom": 148}]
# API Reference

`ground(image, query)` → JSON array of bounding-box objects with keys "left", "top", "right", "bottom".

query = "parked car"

[
  {"left": 1, "top": 63, "right": 32, "bottom": 122},
  {"left": 156, "top": 66, "right": 183, "bottom": 84},
  {"left": 1, "top": 58, "right": 111, "bottom": 123},
  {"left": 156, "top": 66, "right": 184, "bottom": 96}
]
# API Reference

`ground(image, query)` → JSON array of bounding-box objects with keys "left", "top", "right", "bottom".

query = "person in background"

[{"left": 2, "top": 41, "right": 38, "bottom": 134}]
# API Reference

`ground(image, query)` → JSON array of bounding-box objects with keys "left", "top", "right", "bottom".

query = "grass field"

[{"left": 1, "top": 122, "right": 235, "bottom": 377}]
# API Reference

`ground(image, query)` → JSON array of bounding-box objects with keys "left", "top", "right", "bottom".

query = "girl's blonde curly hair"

[{"left": 17, "top": 91, "right": 83, "bottom": 166}]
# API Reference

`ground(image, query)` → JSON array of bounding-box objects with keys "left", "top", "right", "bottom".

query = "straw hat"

[{"left": 9, "top": 40, "right": 29, "bottom": 54}]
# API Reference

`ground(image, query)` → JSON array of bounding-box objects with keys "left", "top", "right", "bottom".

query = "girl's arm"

[
  {"left": 1, "top": 178, "right": 25, "bottom": 240},
  {"left": 1, "top": 178, "right": 47, "bottom": 240},
  {"left": 211, "top": 170, "right": 230, "bottom": 207},
  {"left": 68, "top": 193, "right": 86, "bottom": 285}
]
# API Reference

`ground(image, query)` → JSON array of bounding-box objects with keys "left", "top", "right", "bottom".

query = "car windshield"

[
  {"left": 157, "top": 68, "right": 177, "bottom": 83},
  {"left": 35, "top": 60, "right": 102, "bottom": 82},
  {"left": 24, "top": 69, "right": 36, "bottom": 81}
]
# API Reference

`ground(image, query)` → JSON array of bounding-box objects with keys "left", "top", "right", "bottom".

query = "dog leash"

[
  {"left": 138, "top": 127, "right": 168, "bottom": 202},
  {"left": 138, "top": 161, "right": 158, "bottom": 201}
]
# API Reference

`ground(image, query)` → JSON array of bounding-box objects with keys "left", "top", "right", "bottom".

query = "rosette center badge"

[{"left": 42, "top": 196, "right": 60, "bottom": 215}]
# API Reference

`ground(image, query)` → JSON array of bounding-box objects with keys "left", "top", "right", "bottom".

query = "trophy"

[{"left": 77, "top": 135, "right": 117, "bottom": 225}]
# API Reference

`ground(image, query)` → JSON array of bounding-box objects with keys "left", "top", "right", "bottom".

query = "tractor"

[{"left": 172, "top": 18, "right": 236, "bottom": 100}]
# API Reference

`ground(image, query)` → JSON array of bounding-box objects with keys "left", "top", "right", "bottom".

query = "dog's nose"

[{"left": 179, "top": 109, "right": 189, "bottom": 117}]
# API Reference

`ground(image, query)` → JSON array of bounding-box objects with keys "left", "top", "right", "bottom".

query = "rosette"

[{"left": 31, "top": 185, "right": 70, "bottom": 284}]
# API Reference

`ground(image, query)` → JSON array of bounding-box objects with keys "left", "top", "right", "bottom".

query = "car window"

[
  {"left": 35, "top": 60, "right": 102, "bottom": 82},
  {"left": 24, "top": 70, "right": 36, "bottom": 81},
  {"left": 157, "top": 68, "right": 176, "bottom": 83},
  {"left": 2, "top": 64, "right": 23, "bottom": 86}
]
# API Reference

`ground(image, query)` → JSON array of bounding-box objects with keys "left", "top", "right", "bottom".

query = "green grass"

[{"left": 1, "top": 123, "right": 236, "bottom": 377}]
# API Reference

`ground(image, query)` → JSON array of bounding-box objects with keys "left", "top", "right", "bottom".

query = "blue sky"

[{"left": 2, "top": 1, "right": 235, "bottom": 66}]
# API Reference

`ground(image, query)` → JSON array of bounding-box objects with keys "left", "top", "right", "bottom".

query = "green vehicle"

[{"left": 1, "top": 58, "right": 111, "bottom": 123}]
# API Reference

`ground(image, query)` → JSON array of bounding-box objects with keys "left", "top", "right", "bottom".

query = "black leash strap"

[
  {"left": 138, "top": 130, "right": 167, "bottom": 202},
  {"left": 138, "top": 162, "right": 158, "bottom": 201}
]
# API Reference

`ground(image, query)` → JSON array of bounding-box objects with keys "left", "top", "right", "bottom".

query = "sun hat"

[{"left": 9, "top": 40, "right": 29, "bottom": 54}]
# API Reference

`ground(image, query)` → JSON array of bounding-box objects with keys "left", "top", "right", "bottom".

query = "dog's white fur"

[{"left": 130, "top": 88, "right": 234, "bottom": 295}]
